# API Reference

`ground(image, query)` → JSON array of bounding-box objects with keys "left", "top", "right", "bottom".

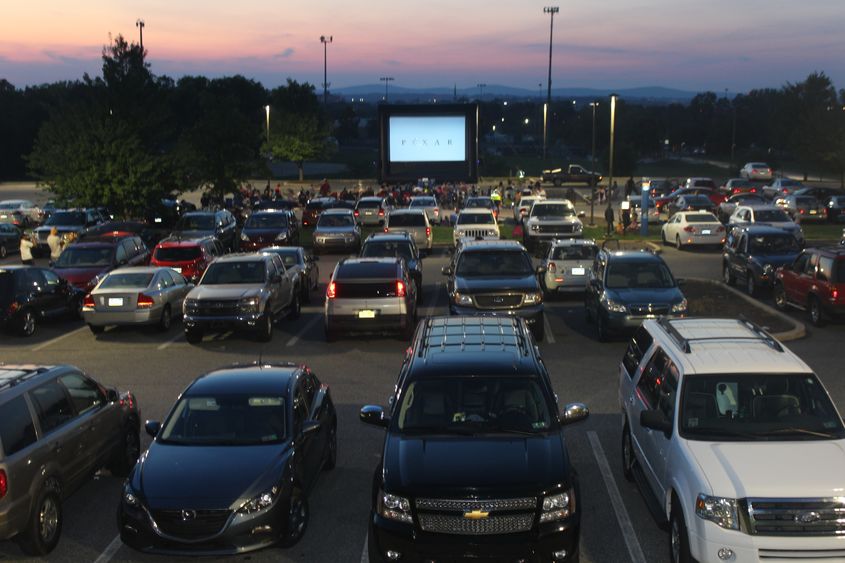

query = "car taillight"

[
  {"left": 751, "top": 188, "right": 757, "bottom": 193},
  {"left": 8, "top": 302, "right": 20, "bottom": 315},
  {"left": 354, "top": 210, "right": 360, "bottom": 217},
  {"left": 0, "top": 469, "right": 6, "bottom": 499},
  {"left": 378, "top": 208, "right": 385, "bottom": 216},
  {"left": 426, "top": 227, "right": 431, "bottom": 237},
  {"left": 83, "top": 294, "right": 95, "bottom": 308},
  {"left": 683, "top": 226, "right": 695, "bottom": 232},
  {"left": 119, "top": 394, "right": 134, "bottom": 409},
  {"left": 717, "top": 226, "right": 725, "bottom": 232},
  {"left": 434, "top": 208, "right": 439, "bottom": 216},
  {"left": 396, "top": 280, "right": 406, "bottom": 297},
  {"left": 548, "top": 262, "right": 556, "bottom": 273},
  {"left": 136, "top": 294, "right": 154, "bottom": 308},
  {"left": 799, "top": 209, "right": 805, "bottom": 214},
  {"left": 832, "top": 288, "right": 839, "bottom": 300},
  {"left": 383, "top": 227, "right": 389, "bottom": 233},
  {"left": 327, "top": 281, "right": 337, "bottom": 299}
]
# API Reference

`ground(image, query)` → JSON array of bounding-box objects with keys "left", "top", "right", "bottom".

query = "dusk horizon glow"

[{"left": 2, "top": 0, "right": 844, "bottom": 93}]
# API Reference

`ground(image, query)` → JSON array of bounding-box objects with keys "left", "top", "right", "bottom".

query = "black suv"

[
  {"left": 172, "top": 210, "right": 238, "bottom": 252},
  {"left": 442, "top": 240, "right": 546, "bottom": 340},
  {"left": 0, "top": 365, "right": 140, "bottom": 555},
  {"left": 360, "top": 316, "right": 589, "bottom": 563},
  {"left": 360, "top": 232, "right": 423, "bottom": 304},
  {"left": 722, "top": 225, "right": 802, "bottom": 296},
  {"left": 0, "top": 266, "right": 84, "bottom": 337}
]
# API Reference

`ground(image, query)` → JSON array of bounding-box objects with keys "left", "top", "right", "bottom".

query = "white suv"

[
  {"left": 452, "top": 208, "right": 500, "bottom": 246},
  {"left": 523, "top": 199, "right": 583, "bottom": 250},
  {"left": 618, "top": 317, "right": 845, "bottom": 563}
]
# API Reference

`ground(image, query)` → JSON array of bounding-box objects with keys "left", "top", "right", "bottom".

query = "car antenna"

[{"left": 258, "top": 350, "right": 263, "bottom": 366}]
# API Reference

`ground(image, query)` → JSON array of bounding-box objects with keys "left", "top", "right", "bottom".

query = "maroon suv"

[
  {"left": 51, "top": 235, "right": 150, "bottom": 291},
  {"left": 774, "top": 246, "right": 845, "bottom": 326}
]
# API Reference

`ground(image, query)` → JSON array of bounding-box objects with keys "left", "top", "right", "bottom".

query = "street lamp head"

[
  {"left": 136, "top": 19, "right": 144, "bottom": 27},
  {"left": 524, "top": 118, "right": 530, "bottom": 125},
  {"left": 543, "top": 6, "right": 560, "bottom": 14}
]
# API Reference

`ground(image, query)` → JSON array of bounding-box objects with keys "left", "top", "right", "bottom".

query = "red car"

[
  {"left": 150, "top": 236, "right": 223, "bottom": 283},
  {"left": 51, "top": 235, "right": 150, "bottom": 291},
  {"left": 653, "top": 187, "right": 726, "bottom": 216},
  {"left": 774, "top": 246, "right": 845, "bottom": 326}
]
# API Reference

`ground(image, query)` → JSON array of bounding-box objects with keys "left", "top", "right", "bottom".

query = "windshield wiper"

[
  {"left": 486, "top": 425, "right": 543, "bottom": 437},
  {"left": 685, "top": 426, "right": 762, "bottom": 439},
  {"left": 759, "top": 427, "right": 838, "bottom": 439},
  {"left": 400, "top": 426, "right": 476, "bottom": 436}
]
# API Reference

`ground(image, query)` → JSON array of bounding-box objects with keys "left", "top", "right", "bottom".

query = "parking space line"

[
  {"left": 286, "top": 315, "right": 322, "bottom": 347},
  {"left": 30, "top": 326, "right": 87, "bottom": 352},
  {"left": 93, "top": 534, "right": 122, "bottom": 563},
  {"left": 157, "top": 331, "right": 184, "bottom": 350},
  {"left": 360, "top": 534, "right": 368, "bottom": 563},
  {"left": 587, "top": 431, "right": 646, "bottom": 563},
  {"left": 543, "top": 314, "right": 556, "bottom": 344}
]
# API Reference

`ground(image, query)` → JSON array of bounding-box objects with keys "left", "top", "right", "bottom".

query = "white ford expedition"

[{"left": 618, "top": 317, "right": 845, "bottom": 563}]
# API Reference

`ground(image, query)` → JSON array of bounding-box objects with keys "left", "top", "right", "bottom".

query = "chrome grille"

[
  {"left": 748, "top": 498, "right": 845, "bottom": 536},
  {"left": 151, "top": 509, "right": 231, "bottom": 540},
  {"left": 189, "top": 300, "right": 239, "bottom": 316},
  {"left": 628, "top": 303, "right": 669, "bottom": 316},
  {"left": 474, "top": 293, "right": 523, "bottom": 309},
  {"left": 537, "top": 224, "right": 574, "bottom": 233},
  {"left": 456, "top": 228, "right": 494, "bottom": 239},
  {"left": 418, "top": 513, "right": 533, "bottom": 535},
  {"left": 416, "top": 497, "right": 537, "bottom": 512}
]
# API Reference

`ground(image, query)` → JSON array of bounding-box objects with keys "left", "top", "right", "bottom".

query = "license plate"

[
  {"left": 171, "top": 267, "right": 182, "bottom": 274},
  {"left": 364, "top": 211, "right": 373, "bottom": 215},
  {"left": 358, "top": 310, "right": 376, "bottom": 319},
  {"left": 809, "top": 210, "right": 817, "bottom": 214},
  {"left": 108, "top": 298, "right": 124, "bottom": 307},
  {"left": 571, "top": 267, "right": 586, "bottom": 275},
  {"left": 702, "top": 229, "right": 711, "bottom": 235}
]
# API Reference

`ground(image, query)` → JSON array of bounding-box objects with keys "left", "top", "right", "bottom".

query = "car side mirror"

[
  {"left": 561, "top": 402, "right": 589, "bottom": 425},
  {"left": 145, "top": 420, "right": 161, "bottom": 438},
  {"left": 441, "top": 266, "right": 453, "bottom": 276},
  {"left": 640, "top": 409, "right": 672, "bottom": 436},
  {"left": 300, "top": 420, "right": 321, "bottom": 438},
  {"left": 535, "top": 265, "right": 547, "bottom": 275},
  {"left": 360, "top": 405, "right": 390, "bottom": 428},
  {"left": 106, "top": 388, "right": 119, "bottom": 402}
]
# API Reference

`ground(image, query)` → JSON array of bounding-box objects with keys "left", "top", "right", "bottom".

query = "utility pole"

[
  {"left": 589, "top": 101, "right": 599, "bottom": 226},
  {"left": 135, "top": 19, "right": 145, "bottom": 50},
  {"left": 477, "top": 83, "right": 487, "bottom": 100},
  {"left": 380, "top": 76, "right": 394, "bottom": 102},
  {"left": 320, "top": 35, "right": 332, "bottom": 105},
  {"left": 542, "top": 6, "right": 559, "bottom": 161}
]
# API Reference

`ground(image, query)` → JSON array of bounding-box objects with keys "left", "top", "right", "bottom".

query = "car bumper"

[
  {"left": 676, "top": 234, "right": 726, "bottom": 245},
  {"left": 313, "top": 238, "right": 358, "bottom": 252},
  {"left": 448, "top": 304, "right": 544, "bottom": 328},
  {"left": 369, "top": 513, "right": 579, "bottom": 563},
  {"left": 83, "top": 308, "right": 162, "bottom": 326},
  {"left": 544, "top": 274, "right": 588, "bottom": 292},
  {"left": 240, "top": 240, "right": 283, "bottom": 251},
  {"left": 604, "top": 311, "right": 684, "bottom": 331},
  {"left": 357, "top": 215, "right": 384, "bottom": 225},
  {"left": 326, "top": 298, "right": 412, "bottom": 332},
  {"left": 183, "top": 313, "right": 263, "bottom": 331}
]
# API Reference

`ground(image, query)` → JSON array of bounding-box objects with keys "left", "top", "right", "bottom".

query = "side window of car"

[
  {"left": 622, "top": 326, "right": 654, "bottom": 378},
  {"left": 737, "top": 235, "right": 747, "bottom": 254},
  {"left": 41, "top": 269, "right": 60, "bottom": 287},
  {"left": 30, "top": 379, "right": 76, "bottom": 434},
  {"left": 793, "top": 253, "right": 810, "bottom": 274},
  {"left": 636, "top": 348, "right": 669, "bottom": 409},
  {"left": 169, "top": 269, "right": 186, "bottom": 286},
  {"left": 293, "top": 387, "right": 308, "bottom": 433},
  {"left": 115, "top": 244, "right": 128, "bottom": 264},
  {"left": 121, "top": 239, "right": 136, "bottom": 259},
  {"left": 59, "top": 373, "right": 105, "bottom": 415},
  {"left": 27, "top": 268, "right": 46, "bottom": 290},
  {"left": 804, "top": 254, "right": 818, "bottom": 276},
  {"left": 0, "top": 395, "right": 38, "bottom": 456},
  {"left": 817, "top": 257, "right": 834, "bottom": 282}
]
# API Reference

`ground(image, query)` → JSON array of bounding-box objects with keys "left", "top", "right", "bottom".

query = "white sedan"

[{"left": 661, "top": 211, "right": 725, "bottom": 249}]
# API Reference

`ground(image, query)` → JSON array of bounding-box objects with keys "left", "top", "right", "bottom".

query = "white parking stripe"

[
  {"left": 360, "top": 535, "right": 369, "bottom": 563},
  {"left": 543, "top": 314, "right": 556, "bottom": 344},
  {"left": 286, "top": 315, "right": 322, "bottom": 347},
  {"left": 157, "top": 331, "right": 183, "bottom": 350},
  {"left": 30, "top": 326, "right": 87, "bottom": 352},
  {"left": 93, "top": 534, "right": 122, "bottom": 563},
  {"left": 587, "top": 431, "right": 646, "bottom": 563}
]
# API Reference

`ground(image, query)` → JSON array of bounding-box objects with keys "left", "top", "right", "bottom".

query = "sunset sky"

[{"left": 2, "top": 0, "right": 844, "bottom": 92}]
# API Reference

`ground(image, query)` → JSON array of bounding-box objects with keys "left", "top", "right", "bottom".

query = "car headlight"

[
  {"left": 600, "top": 293, "right": 627, "bottom": 313},
  {"left": 539, "top": 490, "right": 574, "bottom": 523},
  {"left": 530, "top": 224, "right": 540, "bottom": 231},
  {"left": 487, "top": 229, "right": 498, "bottom": 237},
  {"left": 523, "top": 292, "right": 543, "bottom": 305},
  {"left": 123, "top": 483, "right": 141, "bottom": 508},
  {"left": 453, "top": 292, "right": 473, "bottom": 306},
  {"left": 275, "top": 232, "right": 288, "bottom": 241},
  {"left": 671, "top": 298, "right": 688, "bottom": 313},
  {"left": 237, "top": 486, "right": 280, "bottom": 515},
  {"left": 574, "top": 222, "right": 583, "bottom": 231},
  {"left": 377, "top": 490, "right": 413, "bottom": 524},
  {"left": 239, "top": 297, "right": 260, "bottom": 314},
  {"left": 240, "top": 232, "right": 250, "bottom": 241},
  {"left": 762, "top": 264, "right": 774, "bottom": 276},
  {"left": 695, "top": 494, "right": 739, "bottom": 530}
]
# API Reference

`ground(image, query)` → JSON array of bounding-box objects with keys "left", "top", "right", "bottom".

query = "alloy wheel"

[{"left": 39, "top": 497, "right": 59, "bottom": 544}]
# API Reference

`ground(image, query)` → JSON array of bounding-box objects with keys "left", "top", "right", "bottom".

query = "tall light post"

[
  {"left": 477, "top": 83, "right": 487, "bottom": 100},
  {"left": 264, "top": 105, "right": 270, "bottom": 145},
  {"left": 136, "top": 19, "right": 145, "bottom": 50},
  {"left": 380, "top": 76, "right": 394, "bottom": 102},
  {"left": 589, "top": 101, "right": 599, "bottom": 226},
  {"left": 264, "top": 105, "right": 271, "bottom": 187},
  {"left": 320, "top": 35, "right": 332, "bottom": 105},
  {"left": 542, "top": 6, "right": 559, "bottom": 161}
]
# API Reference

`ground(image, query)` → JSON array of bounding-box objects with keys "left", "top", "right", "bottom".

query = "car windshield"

[
  {"left": 245, "top": 213, "right": 288, "bottom": 229},
  {"left": 317, "top": 214, "right": 353, "bottom": 227},
  {"left": 466, "top": 199, "right": 493, "bottom": 209},
  {"left": 605, "top": 260, "right": 675, "bottom": 288},
  {"left": 755, "top": 209, "right": 790, "bottom": 222},
  {"left": 457, "top": 213, "right": 495, "bottom": 225},
  {"left": 751, "top": 164, "right": 769, "bottom": 169},
  {"left": 456, "top": 251, "right": 533, "bottom": 277},
  {"left": 396, "top": 377, "right": 553, "bottom": 435},
  {"left": 361, "top": 241, "right": 414, "bottom": 261},
  {"left": 552, "top": 245, "right": 597, "bottom": 261},
  {"left": 45, "top": 212, "right": 85, "bottom": 226},
  {"left": 749, "top": 235, "right": 800, "bottom": 254},
  {"left": 158, "top": 395, "right": 287, "bottom": 445},
  {"left": 54, "top": 246, "right": 113, "bottom": 267},
  {"left": 176, "top": 215, "right": 214, "bottom": 230},
  {"left": 680, "top": 373, "right": 845, "bottom": 441},
  {"left": 410, "top": 199, "right": 435, "bottom": 207},
  {"left": 389, "top": 213, "right": 426, "bottom": 227},
  {"left": 99, "top": 273, "right": 154, "bottom": 289},
  {"left": 685, "top": 214, "right": 718, "bottom": 223},
  {"left": 201, "top": 261, "right": 266, "bottom": 284},
  {"left": 531, "top": 204, "right": 575, "bottom": 217},
  {"left": 263, "top": 249, "right": 300, "bottom": 267},
  {"left": 154, "top": 246, "right": 201, "bottom": 262}
]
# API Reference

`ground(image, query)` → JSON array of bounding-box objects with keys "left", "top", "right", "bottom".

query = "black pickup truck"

[{"left": 541, "top": 164, "right": 602, "bottom": 186}]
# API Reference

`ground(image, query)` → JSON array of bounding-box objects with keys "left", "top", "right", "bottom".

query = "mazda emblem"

[
  {"left": 795, "top": 511, "right": 821, "bottom": 524},
  {"left": 181, "top": 509, "right": 197, "bottom": 521}
]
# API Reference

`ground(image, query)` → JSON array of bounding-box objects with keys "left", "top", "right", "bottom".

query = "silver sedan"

[{"left": 82, "top": 266, "right": 193, "bottom": 333}]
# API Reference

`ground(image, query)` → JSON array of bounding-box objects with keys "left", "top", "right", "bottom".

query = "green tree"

[{"left": 266, "top": 113, "right": 332, "bottom": 181}]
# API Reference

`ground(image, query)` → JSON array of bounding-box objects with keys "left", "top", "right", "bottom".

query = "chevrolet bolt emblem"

[
  {"left": 181, "top": 509, "right": 197, "bottom": 521},
  {"left": 463, "top": 509, "right": 490, "bottom": 520},
  {"left": 795, "top": 511, "right": 821, "bottom": 524}
]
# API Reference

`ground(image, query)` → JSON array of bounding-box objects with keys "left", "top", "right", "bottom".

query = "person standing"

[
  {"left": 47, "top": 227, "right": 62, "bottom": 261},
  {"left": 20, "top": 232, "right": 35, "bottom": 266},
  {"left": 625, "top": 176, "right": 635, "bottom": 199},
  {"left": 621, "top": 206, "right": 632, "bottom": 232},
  {"left": 604, "top": 203, "right": 615, "bottom": 236}
]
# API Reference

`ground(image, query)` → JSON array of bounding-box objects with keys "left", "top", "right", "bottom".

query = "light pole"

[
  {"left": 264, "top": 105, "right": 270, "bottom": 145},
  {"left": 477, "top": 83, "right": 487, "bottom": 100},
  {"left": 136, "top": 19, "right": 145, "bottom": 50},
  {"left": 380, "top": 76, "right": 394, "bottom": 102},
  {"left": 589, "top": 101, "right": 599, "bottom": 226},
  {"left": 730, "top": 101, "right": 737, "bottom": 175},
  {"left": 320, "top": 35, "right": 332, "bottom": 105},
  {"left": 542, "top": 6, "right": 559, "bottom": 161}
]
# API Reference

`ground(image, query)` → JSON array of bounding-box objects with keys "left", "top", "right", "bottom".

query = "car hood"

[
  {"left": 243, "top": 228, "right": 289, "bottom": 238},
  {"left": 749, "top": 253, "right": 800, "bottom": 268},
  {"left": 171, "top": 229, "right": 215, "bottom": 238},
  {"left": 383, "top": 433, "right": 569, "bottom": 496},
  {"left": 686, "top": 439, "right": 845, "bottom": 498},
  {"left": 52, "top": 266, "right": 108, "bottom": 285},
  {"left": 606, "top": 286, "right": 684, "bottom": 304},
  {"left": 455, "top": 275, "right": 539, "bottom": 294},
  {"left": 188, "top": 285, "right": 264, "bottom": 300},
  {"left": 136, "top": 443, "right": 289, "bottom": 509},
  {"left": 314, "top": 227, "right": 356, "bottom": 235}
]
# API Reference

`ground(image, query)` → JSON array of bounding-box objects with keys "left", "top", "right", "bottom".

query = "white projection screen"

[{"left": 388, "top": 116, "right": 467, "bottom": 162}]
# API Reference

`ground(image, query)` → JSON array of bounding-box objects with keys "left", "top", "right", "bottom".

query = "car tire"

[
  {"left": 108, "top": 424, "right": 140, "bottom": 478},
  {"left": 745, "top": 271, "right": 757, "bottom": 297},
  {"left": 288, "top": 293, "right": 301, "bottom": 320},
  {"left": 157, "top": 305, "right": 172, "bottom": 332},
  {"left": 281, "top": 488, "right": 309, "bottom": 547},
  {"left": 257, "top": 313, "right": 273, "bottom": 342},
  {"left": 675, "top": 235, "right": 684, "bottom": 250},
  {"left": 323, "top": 422, "right": 337, "bottom": 471},
  {"left": 18, "top": 308, "right": 36, "bottom": 337},
  {"left": 670, "top": 499, "right": 693, "bottom": 563},
  {"left": 185, "top": 328, "right": 203, "bottom": 344},
  {"left": 88, "top": 324, "right": 104, "bottom": 335},
  {"left": 622, "top": 424, "right": 636, "bottom": 482},
  {"left": 661, "top": 231, "right": 668, "bottom": 246},
  {"left": 808, "top": 296, "right": 824, "bottom": 327},
  {"left": 773, "top": 283, "right": 788, "bottom": 310},
  {"left": 17, "top": 486, "right": 62, "bottom": 556},
  {"left": 596, "top": 314, "right": 608, "bottom": 342},
  {"left": 723, "top": 263, "right": 735, "bottom": 286}
]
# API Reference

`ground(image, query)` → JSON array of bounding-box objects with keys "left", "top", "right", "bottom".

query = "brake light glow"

[
  {"left": 83, "top": 294, "right": 95, "bottom": 308},
  {"left": 717, "top": 226, "right": 725, "bottom": 232},
  {"left": 396, "top": 280, "right": 406, "bottom": 297},
  {"left": 354, "top": 210, "right": 360, "bottom": 217},
  {"left": 327, "top": 281, "right": 337, "bottom": 299},
  {"left": 136, "top": 294, "right": 154, "bottom": 309},
  {"left": 0, "top": 469, "right": 6, "bottom": 499},
  {"left": 426, "top": 227, "right": 431, "bottom": 237},
  {"left": 548, "top": 262, "right": 556, "bottom": 273},
  {"left": 683, "top": 226, "right": 695, "bottom": 232},
  {"left": 378, "top": 208, "right": 385, "bottom": 216},
  {"left": 833, "top": 288, "right": 839, "bottom": 300}
]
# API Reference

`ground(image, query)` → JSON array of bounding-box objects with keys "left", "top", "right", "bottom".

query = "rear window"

[
  {"left": 831, "top": 259, "right": 845, "bottom": 283},
  {"left": 0, "top": 395, "right": 37, "bottom": 456},
  {"left": 410, "top": 199, "right": 436, "bottom": 207},
  {"left": 176, "top": 215, "right": 214, "bottom": 230},
  {"left": 795, "top": 197, "right": 816, "bottom": 206},
  {"left": 389, "top": 213, "right": 426, "bottom": 227},
  {"left": 99, "top": 273, "right": 154, "bottom": 289},
  {"left": 552, "top": 245, "right": 598, "bottom": 260},
  {"left": 693, "top": 180, "right": 716, "bottom": 189},
  {"left": 356, "top": 200, "right": 380, "bottom": 209},
  {"left": 307, "top": 200, "right": 327, "bottom": 210},
  {"left": 685, "top": 214, "right": 718, "bottom": 223},
  {"left": 335, "top": 262, "right": 398, "bottom": 280},
  {"left": 154, "top": 246, "right": 201, "bottom": 262}
]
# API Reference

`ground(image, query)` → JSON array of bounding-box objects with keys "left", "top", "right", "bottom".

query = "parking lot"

[{"left": 1, "top": 236, "right": 844, "bottom": 563}]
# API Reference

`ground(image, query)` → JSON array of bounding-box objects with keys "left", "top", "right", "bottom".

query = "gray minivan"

[{"left": 384, "top": 209, "right": 432, "bottom": 253}]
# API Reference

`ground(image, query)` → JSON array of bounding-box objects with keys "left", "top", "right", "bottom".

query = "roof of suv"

[
  {"left": 213, "top": 253, "right": 271, "bottom": 264},
  {"left": 0, "top": 365, "right": 60, "bottom": 394},
  {"left": 457, "top": 240, "right": 526, "bottom": 252},
  {"left": 364, "top": 232, "right": 414, "bottom": 243},
  {"left": 600, "top": 249, "right": 663, "bottom": 262},
  {"left": 646, "top": 318, "right": 810, "bottom": 375}
]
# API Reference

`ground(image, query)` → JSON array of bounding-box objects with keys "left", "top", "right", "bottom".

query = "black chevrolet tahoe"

[{"left": 360, "top": 316, "right": 589, "bottom": 563}]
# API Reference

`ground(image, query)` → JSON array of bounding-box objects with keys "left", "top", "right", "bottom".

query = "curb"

[{"left": 687, "top": 277, "right": 806, "bottom": 342}]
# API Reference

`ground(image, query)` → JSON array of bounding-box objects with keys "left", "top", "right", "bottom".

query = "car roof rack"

[
  {"left": 658, "top": 317, "right": 783, "bottom": 353},
  {"left": 417, "top": 316, "right": 529, "bottom": 358},
  {"left": 0, "top": 366, "right": 50, "bottom": 391}
]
